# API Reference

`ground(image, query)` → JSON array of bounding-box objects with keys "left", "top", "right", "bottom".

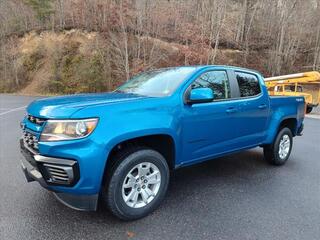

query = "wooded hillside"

[{"left": 1, "top": 0, "right": 320, "bottom": 94}]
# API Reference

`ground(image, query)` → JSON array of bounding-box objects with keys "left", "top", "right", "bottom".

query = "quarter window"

[
  {"left": 191, "top": 71, "right": 231, "bottom": 100},
  {"left": 235, "top": 72, "right": 261, "bottom": 97}
]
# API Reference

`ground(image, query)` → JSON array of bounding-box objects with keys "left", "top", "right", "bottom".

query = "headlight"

[{"left": 40, "top": 118, "right": 98, "bottom": 141}]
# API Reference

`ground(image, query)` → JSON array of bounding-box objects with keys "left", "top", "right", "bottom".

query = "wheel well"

[
  {"left": 106, "top": 134, "right": 176, "bottom": 173},
  {"left": 279, "top": 118, "right": 297, "bottom": 136}
]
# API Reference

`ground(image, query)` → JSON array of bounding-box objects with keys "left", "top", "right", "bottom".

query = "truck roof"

[{"left": 158, "top": 65, "right": 263, "bottom": 76}]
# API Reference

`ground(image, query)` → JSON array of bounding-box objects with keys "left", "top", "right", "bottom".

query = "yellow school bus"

[{"left": 265, "top": 71, "right": 320, "bottom": 113}]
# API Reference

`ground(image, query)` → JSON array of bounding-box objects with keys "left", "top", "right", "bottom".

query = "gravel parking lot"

[{"left": 0, "top": 94, "right": 320, "bottom": 240}]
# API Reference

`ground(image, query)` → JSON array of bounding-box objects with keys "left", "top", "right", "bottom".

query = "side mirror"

[{"left": 187, "top": 87, "right": 214, "bottom": 104}]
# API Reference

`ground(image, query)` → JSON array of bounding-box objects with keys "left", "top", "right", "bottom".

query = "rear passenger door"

[{"left": 231, "top": 71, "right": 270, "bottom": 147}]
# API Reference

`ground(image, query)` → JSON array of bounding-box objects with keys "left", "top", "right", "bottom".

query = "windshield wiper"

[{"left": 114, "top": 89, "right": 125, "bottom": 93}]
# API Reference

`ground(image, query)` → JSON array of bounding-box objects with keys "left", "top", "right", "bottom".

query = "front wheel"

[
  {"left": 103, "top": 147, "right": 170, "bottom": 220},
  {"left": 263, "top": 127, "right": 293, "bottom": 166}
]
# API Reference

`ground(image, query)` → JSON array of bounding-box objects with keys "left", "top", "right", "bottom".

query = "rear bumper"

[
  {"left": 297, "top": 123, "right": 304, "bottom": 136},
  {"left": 307, "top": 103, "right": 319, "bottom": 108},
  {"left": 20, "top": 138, "right": 98, "bottom": 211}
]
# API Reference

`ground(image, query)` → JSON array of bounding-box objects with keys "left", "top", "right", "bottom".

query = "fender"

[
  {"left": 104, "top": 128, "right": 178, "bottom": 156},
  {"left": 96, "top": 129, "right": 178, "bottom": 192},
  {"left": 264, "top": 114, "right": 297, "bottom": 144}
]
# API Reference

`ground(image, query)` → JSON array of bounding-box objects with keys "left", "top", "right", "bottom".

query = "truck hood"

[{"left": 27, "top": 92, "right": 149, "bottom": 118}]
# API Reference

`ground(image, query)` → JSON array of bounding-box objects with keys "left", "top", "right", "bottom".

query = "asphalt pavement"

[{"left": 0, "top": 94, "right": 320, "bottom": 240}]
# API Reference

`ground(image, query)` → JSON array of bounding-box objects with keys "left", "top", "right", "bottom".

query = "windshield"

[{"left": 115, "top": 67, "right": 197, "bottom": 97}]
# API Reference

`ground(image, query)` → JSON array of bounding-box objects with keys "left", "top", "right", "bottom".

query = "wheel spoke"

[
  {"left": 138, "top": 163, "right": 150, "bottom": 177},
  {"left": 124, "top": 189, "right": 138, "bottom": 203},
  {"left": 141, "top": 189, "right": 149, "bottom": 204},
  {"left": 123, "top": 174, "right": 136, "bottom": 188},
  {"left": 132, "top": 191, "right": 139, "bottom": 204},
  {"left": 144, "top": 187, "right": 154, "bottom": 197},
  {"left": 146, "top": 171, "right": 160, "bottom": 184}
]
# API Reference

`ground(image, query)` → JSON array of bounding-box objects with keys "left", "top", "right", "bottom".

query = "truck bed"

[{"left": 266, "top": 95, "right": 305, "bottom": 139}]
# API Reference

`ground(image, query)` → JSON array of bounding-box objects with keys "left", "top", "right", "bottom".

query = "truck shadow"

[
  {"left": 165, "top": 148, "right": 273, "bottom": 202},
  {"left": 25, "top": 147, "right": 287, "bottom": 234}
]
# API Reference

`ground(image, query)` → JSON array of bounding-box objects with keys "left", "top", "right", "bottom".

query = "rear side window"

[
  {"left": 191, "top": 71, "right": 231, "bottom": 100},
  {"left": 235, "top": 71, "right": 261, "bottom": 97}
]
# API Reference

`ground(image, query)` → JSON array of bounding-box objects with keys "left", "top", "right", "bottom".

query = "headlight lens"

[{"left": 40, "top": 118, "right": 98, "bottom": 141}]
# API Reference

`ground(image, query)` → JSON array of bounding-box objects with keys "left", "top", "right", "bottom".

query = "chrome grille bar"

[
  {"left": 23, "top": 131, "right": 39, "bottom": 153},
  {"left": 43, "top": 163, "right": 74, "bottom": 184}
]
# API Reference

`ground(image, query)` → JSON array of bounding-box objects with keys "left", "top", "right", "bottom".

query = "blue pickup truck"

[{"left": 20, "top": 65, "right": 305, "bottom": 220}]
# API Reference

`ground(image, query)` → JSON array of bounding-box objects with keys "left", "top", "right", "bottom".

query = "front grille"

[
  {"left": 43, "top": 163, "right": 74, "bottom": 185},
  {"left": 23, "top": 131, "right": 39, "bottom": 153},
  {"left": 27, "top": 114, "right": 46, "bottom": 126}
]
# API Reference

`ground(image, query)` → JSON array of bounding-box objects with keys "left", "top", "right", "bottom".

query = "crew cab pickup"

[{"left": 20, "top": 65, "right": 305, "bottom": 220}]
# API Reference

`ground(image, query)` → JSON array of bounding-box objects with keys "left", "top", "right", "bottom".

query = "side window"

[
  {"left": 275, "top": 85, "right": 283, "bottom": 92},
  {"left": 284, "top": 85, "right": 295, "bottom": 92},
  {"left": 191, "top": 71, "right": 231, "bottom": 100},
  {"left": 297, "top": 85, "right": 303, "bottom": 92},
  {"left": 235, "top": 71, "right": 261, "bottom": 97}
]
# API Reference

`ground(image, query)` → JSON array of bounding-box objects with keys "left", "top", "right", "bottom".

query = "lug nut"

[
  {"left": 137, "top": 188, "right": 141, "bottom": 191},
  {"left": 144, "top": 179, "right": 148, "bottom": 183},
  {"left": 142, "top": 185, "right": 146, "bottom": 189}
]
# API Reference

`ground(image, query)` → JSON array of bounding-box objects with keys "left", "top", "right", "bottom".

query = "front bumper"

[{"left": 20, "top": 138, "right": 98, "bottom": 211}]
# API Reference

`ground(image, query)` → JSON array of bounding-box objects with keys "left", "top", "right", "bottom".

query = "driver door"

[{"left": 181, "top": 70, "right": 240, "bottom": 165}]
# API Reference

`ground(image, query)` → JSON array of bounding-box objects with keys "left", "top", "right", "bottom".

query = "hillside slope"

[
  {"left": 1, "top": 0, "right": 319, "bottom": 94},
  {"left": 2, "top": 30, "right": 265, "bottom": 95}
]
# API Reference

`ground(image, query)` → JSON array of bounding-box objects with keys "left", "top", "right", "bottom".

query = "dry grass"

[{"left": 13, "top": 30, "right": 100, "bottom": 94}]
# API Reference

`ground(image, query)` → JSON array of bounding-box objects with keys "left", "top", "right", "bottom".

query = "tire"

[
  {"left": 306, "top": 106, "right": 313, "bottom": 114},
  {"left": 102, "top": 146, "right": 170, "bottom": 220},
  {"left": 263, "top": 127, "right": 293, "bottom": 166}
]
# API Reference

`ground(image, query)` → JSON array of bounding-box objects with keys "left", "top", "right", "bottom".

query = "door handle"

[
  {"left": 258, "top": 104, "right": 267, "bottom": 109},
  {"left": 226, "top": 107, "right": 237, "bottom": 113}
]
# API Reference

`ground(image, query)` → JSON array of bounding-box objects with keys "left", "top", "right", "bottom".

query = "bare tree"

[{"left": 1, "top": 0, "right": 320, "bottom": 93}]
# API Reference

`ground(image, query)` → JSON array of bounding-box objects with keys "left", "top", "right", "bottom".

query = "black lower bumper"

[
  {"left": 21, "top": 158, "right": 48, "bottom": 187},
  {"left": 53, "top": 192, "right": 98, "bottom": 211},
  {"left": 20, "top": 138, "right": 98, "bottom": 211}
]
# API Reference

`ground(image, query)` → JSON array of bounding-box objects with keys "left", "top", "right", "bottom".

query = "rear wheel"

[
  {"left": 263, "top": 127, "right": 293, "bottom": 166},
  {"left": 306, "top": 106, "right": 313, "bottom": 114},
  {"left": 102, "top": 147, "right": 170, "bottom": 220}
]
